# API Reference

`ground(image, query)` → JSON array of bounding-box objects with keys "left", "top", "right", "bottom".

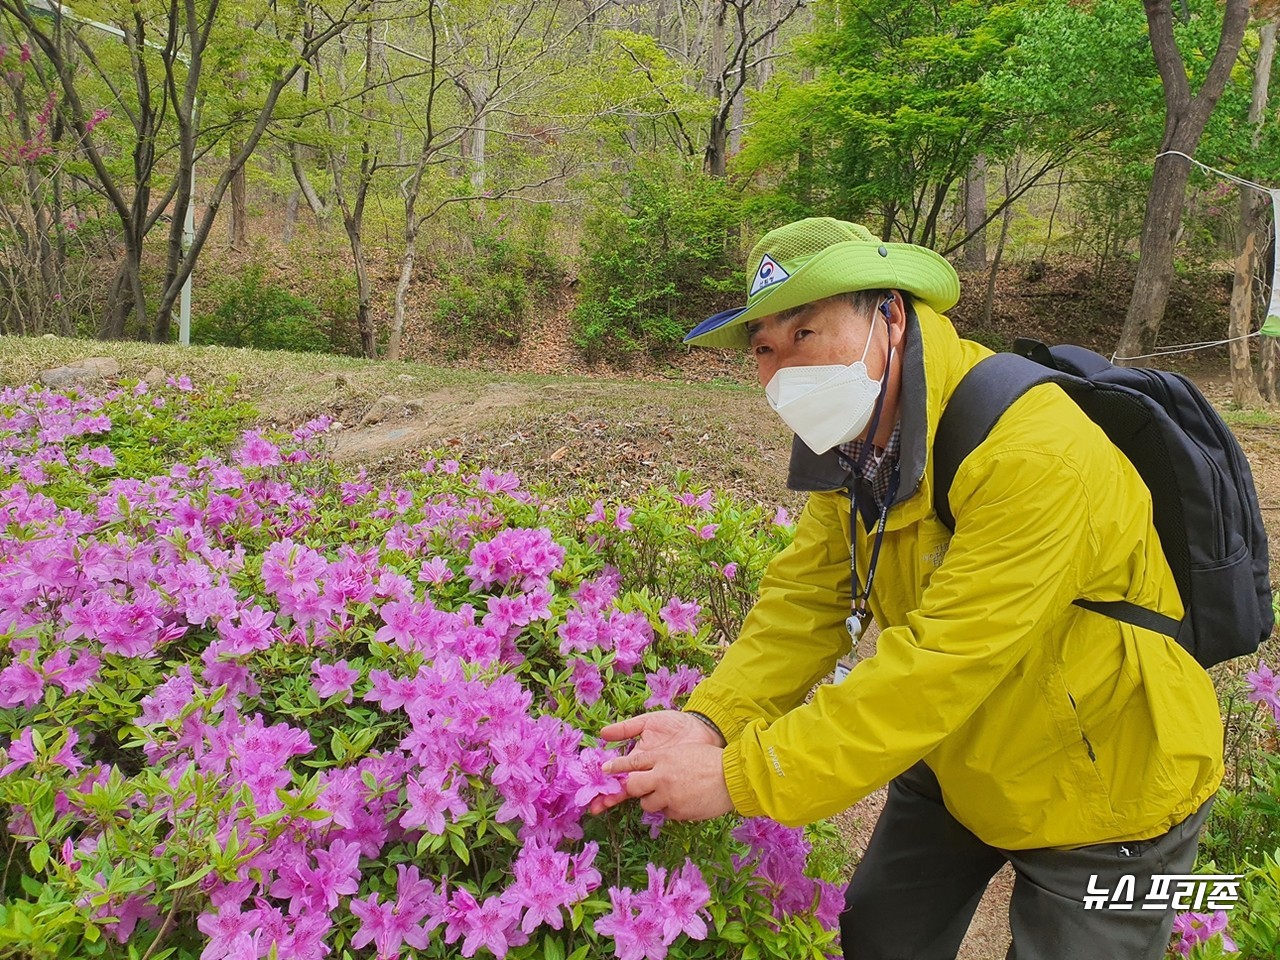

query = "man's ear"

[{"left": 884, "top": 291, "right": 907, "bottom": 349}]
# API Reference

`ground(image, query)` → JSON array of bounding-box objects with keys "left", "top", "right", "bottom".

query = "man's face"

[
  {"left": 747, "top": 292, "right": 906, "bottom": 446},
  {"left": 747, "top": 294, "right": 899, "bottom": 386}
]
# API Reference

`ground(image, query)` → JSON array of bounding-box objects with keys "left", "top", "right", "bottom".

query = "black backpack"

[{"left": 933, "top": 338, "right": 1273, "bottom": 668}]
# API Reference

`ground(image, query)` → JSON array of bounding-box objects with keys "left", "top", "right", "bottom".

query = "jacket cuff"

[
  {"left": 682, "top": 689, "right": 748, "bottom": 745},
  {"left": 722, "top": 739, "right": 765, "bottom": 818}
]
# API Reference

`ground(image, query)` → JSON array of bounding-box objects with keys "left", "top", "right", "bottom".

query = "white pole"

[{"left": 180, "top": 159, "right": 194, "bottom": 346}]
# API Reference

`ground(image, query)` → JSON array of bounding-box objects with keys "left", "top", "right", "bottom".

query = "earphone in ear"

[{"left": 879, "top": 297, "right": 893, "bottom": 319}]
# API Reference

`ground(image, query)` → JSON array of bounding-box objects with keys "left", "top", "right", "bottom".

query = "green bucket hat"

[{"left": 685, "top": 217, "right": 961, "bottom": 349}]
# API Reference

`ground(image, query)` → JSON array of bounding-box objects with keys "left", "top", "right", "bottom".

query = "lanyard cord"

[
  {"left": 841, "top": 324, "right": 896, "bottom": 631},
  {"left": 850, "top": 468, "right": 899, "bottom": 627}
]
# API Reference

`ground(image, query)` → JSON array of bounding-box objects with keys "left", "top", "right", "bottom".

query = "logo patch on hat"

[{"left": 750, "top": 254, "right": 790, "bottom": 297}]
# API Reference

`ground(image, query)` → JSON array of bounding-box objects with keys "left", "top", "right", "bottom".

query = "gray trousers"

[{"left": 840, "top": 762, "right": 1214, "bottom": 960}]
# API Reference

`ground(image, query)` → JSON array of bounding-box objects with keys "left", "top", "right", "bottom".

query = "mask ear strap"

[{"left": 853, "top": 313, "right": 895, "bottom": 467}]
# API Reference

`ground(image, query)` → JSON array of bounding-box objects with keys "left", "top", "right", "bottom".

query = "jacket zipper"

[{"left": 1067, "top": 692, "right": 1097, "bottom": 762}]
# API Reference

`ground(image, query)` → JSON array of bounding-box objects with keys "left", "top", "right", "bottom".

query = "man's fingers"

[
  {"left": 586, "top": 767, "right": 658, "bottom": 816},
  {"left": 639, "top": 790, "right": 667, "bottom": 813},
  {"left": 597, "top": 715, "right": 649, "bottom": 743},
  {"left": 621, "top": 768, "right": 657, "bottom": 800},
  {"left": 604, "top": 750, "right": 653, "bottom": 777},
  {"left": 588, "top": 790, "right": 632, "bottom": 815}
]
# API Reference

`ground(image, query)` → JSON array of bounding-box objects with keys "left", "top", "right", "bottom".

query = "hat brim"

[{"left": 684, "top": 240, "right": 960, "bottom": 349}]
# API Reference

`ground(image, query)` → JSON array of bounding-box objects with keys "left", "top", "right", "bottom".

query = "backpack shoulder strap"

[
  {"left": 933, "top": 353, "right": 1069, "bottom": 531},
  {"left": 934, "top": 351, "right": 1184, "bottom": 641}
]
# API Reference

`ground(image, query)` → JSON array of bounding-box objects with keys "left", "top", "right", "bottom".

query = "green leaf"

[
  {"left": 168, "top": 863, "right": 216, "bottom": 891},
  {"left": 542, "top": 936, "right": 565, "bottom": 960},
  {"left": 28, "top": 841, "right": 49, "bottom": 873},
  {"left": 448, "top": 831, "right": 471, "bottom": 865}
]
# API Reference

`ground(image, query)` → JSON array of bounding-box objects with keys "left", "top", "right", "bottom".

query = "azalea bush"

[
  {"left": 0, "top": 378, "right": 842, "bottom": 960},
  {"left": 1167, "top": 661, "right": 1280, "bottom": 959}
]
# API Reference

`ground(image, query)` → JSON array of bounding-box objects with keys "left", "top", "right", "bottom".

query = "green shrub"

[
  {"left": 429, "top": 207, "right": 563, "bottom": 360},
  {"left": 191, "top": 263, "right": 330, "bottom": 354},
  {"left": 1228, "top": 851, "right": 1280, "bottom": 959},
  {"left": 301, "top": 267, "right": 362, "bottom": 357},
  {"left": 572, "top": 165, "right": 744, "bottom": 365}
]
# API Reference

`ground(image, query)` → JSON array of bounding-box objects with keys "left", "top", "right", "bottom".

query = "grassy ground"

[{"left": 0, "top": 336, "right": 805, "bottom": 510}]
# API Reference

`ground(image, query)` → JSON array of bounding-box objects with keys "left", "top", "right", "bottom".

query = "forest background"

[
  {"left": 3, "top": 0, "right": 1280, "bottom": 405},
  {"left": 5, "top": 2, "right": 1280, "bottom": 959}
]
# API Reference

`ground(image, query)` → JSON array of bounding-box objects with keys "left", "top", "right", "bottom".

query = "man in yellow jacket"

[{"left": 591, "top": 218, "right": 1223, "bottom": 959}]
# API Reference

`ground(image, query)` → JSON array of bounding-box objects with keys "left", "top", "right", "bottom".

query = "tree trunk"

[
  {"left": 706, "top": 112, "right": 728, "bottom": 177},
  {"left": 757, "top": 0, "right": 781, "bottom": 87},
  {"left": 963, "top": 155, "right": 987, "bottom": 267},
  {"left": 228, "top": 139, "right": 248, "bottom": 249},
  {"left": 729, "top": 83, "right": 745, "bottom": 156},
  {"left": 1115, "top": 0, "right": 1250, "bottom": 363},
  {"left": 1263, "top": 332, "right": 1280, "bottom": 404},
  {"left": 344, "top": 214, "right": 377, "bottom": 359},
  {"left": 389, "top": 227, "right": 417, "bottom": 362},
  {"left": 101, "top": 260, "right": 131, "bottom": 339},
  {"left": 1117, "top": 154, "right": 1192, "bottom": 359},
  {"left": 1228, "top": 209, "right": 1264, "bottom": 406},
  {"left": 467, "top": 78, "right": 489, "bottom": 193},
  {"left": 983, "top": 165, "right": 1014, "bottom": 326},
  {"left": 1227, "top": 18, "right": 1276, "bottom": 406},
  {"left": 289, "top": 144, "right": 329, "bottom": 223},
  {"left": 704, "top": 1, "right": 728, "bottom": 176},
  {"left": 128, "top": 242, "right": 148, "bottom": 340},
  {"left": 283, "top": 187, "right": 300, "bottom": 243}
]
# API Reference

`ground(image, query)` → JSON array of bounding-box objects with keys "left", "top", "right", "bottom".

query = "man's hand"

[
  {"left": 600, "top": 741, "right": 733, "bottom": 821},
  {"left": 587, "top": 711, "right": 732, "bottom": 819}
]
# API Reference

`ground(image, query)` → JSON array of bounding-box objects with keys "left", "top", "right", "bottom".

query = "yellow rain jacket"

[{"left": 684, "top": 304, "right": 1222, "bottom": 850}]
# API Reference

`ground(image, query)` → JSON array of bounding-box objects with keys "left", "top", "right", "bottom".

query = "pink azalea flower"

[
  {"left": 418, "top": 556, "right": 453, "bottom": 584},
  {"left": 569, "top": 658, "right": 604, "bottom": 704},
  {"left": 658, "top": 860, "right": 711, "bottom": 941},
  {"left": 568, "top": 747, "right": 626, "bottom": 808},
  {"left": 101, "top": 893, "right": 159, "bottom": 944},
  {"left": 0, "top": 660, "right": 43, "bottom": 707},
  {"left": 1246, "top": 661, "right": 1280, "bottom": 723},
  {"left": 448, "top": 888, "right": 524, "bottom": 959},
  {"left": 1171, "top": 910, "right": 1237, "bottom": 956},
  {"left": 675, "top": 491, "right": 713, "bottom": 510},
  {"left": 594, "top": 885, "right": 669, "bottom": 960},
  {"left": 401, "top": 771, "right": 468, "bottom": 835},
  {"left": 0, "top": 728, "right": 37, "bottom": 776},
  {"left": 233, "top": 431, "right": 281, "bottom": 469},
  {"left": 351, "top": 891, "right": 430, "bottom": 958},
  {"left": 312, "top": 659, "right": 359, "bottom": 702},
  {"left": 510, "top": 841, "right": 579, "bottom": 932},
  {"left": 49, "top": 727, "right": 84, "bottom": 774},
  {"left": 643, "top": 666, "right": 703, "bottom": 710},
  {"left": 659, "top": 597, "right": 700, "bottom": 636}
]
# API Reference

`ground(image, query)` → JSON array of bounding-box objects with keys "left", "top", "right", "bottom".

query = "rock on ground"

[
  {"left": 39, "top": 356, "right": 120, "bottom": 388},
  {"left": 360, "top": 394, "right": 404, "bottom": 426}
]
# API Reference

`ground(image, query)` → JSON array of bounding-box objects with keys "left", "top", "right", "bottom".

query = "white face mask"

[{"left": 765, "top": 319, "right": 889, "bottom": 455}]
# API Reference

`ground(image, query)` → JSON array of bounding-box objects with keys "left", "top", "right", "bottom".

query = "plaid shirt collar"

[{"left": 838, "top": 423, "right": 902, "bottom": 511}]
